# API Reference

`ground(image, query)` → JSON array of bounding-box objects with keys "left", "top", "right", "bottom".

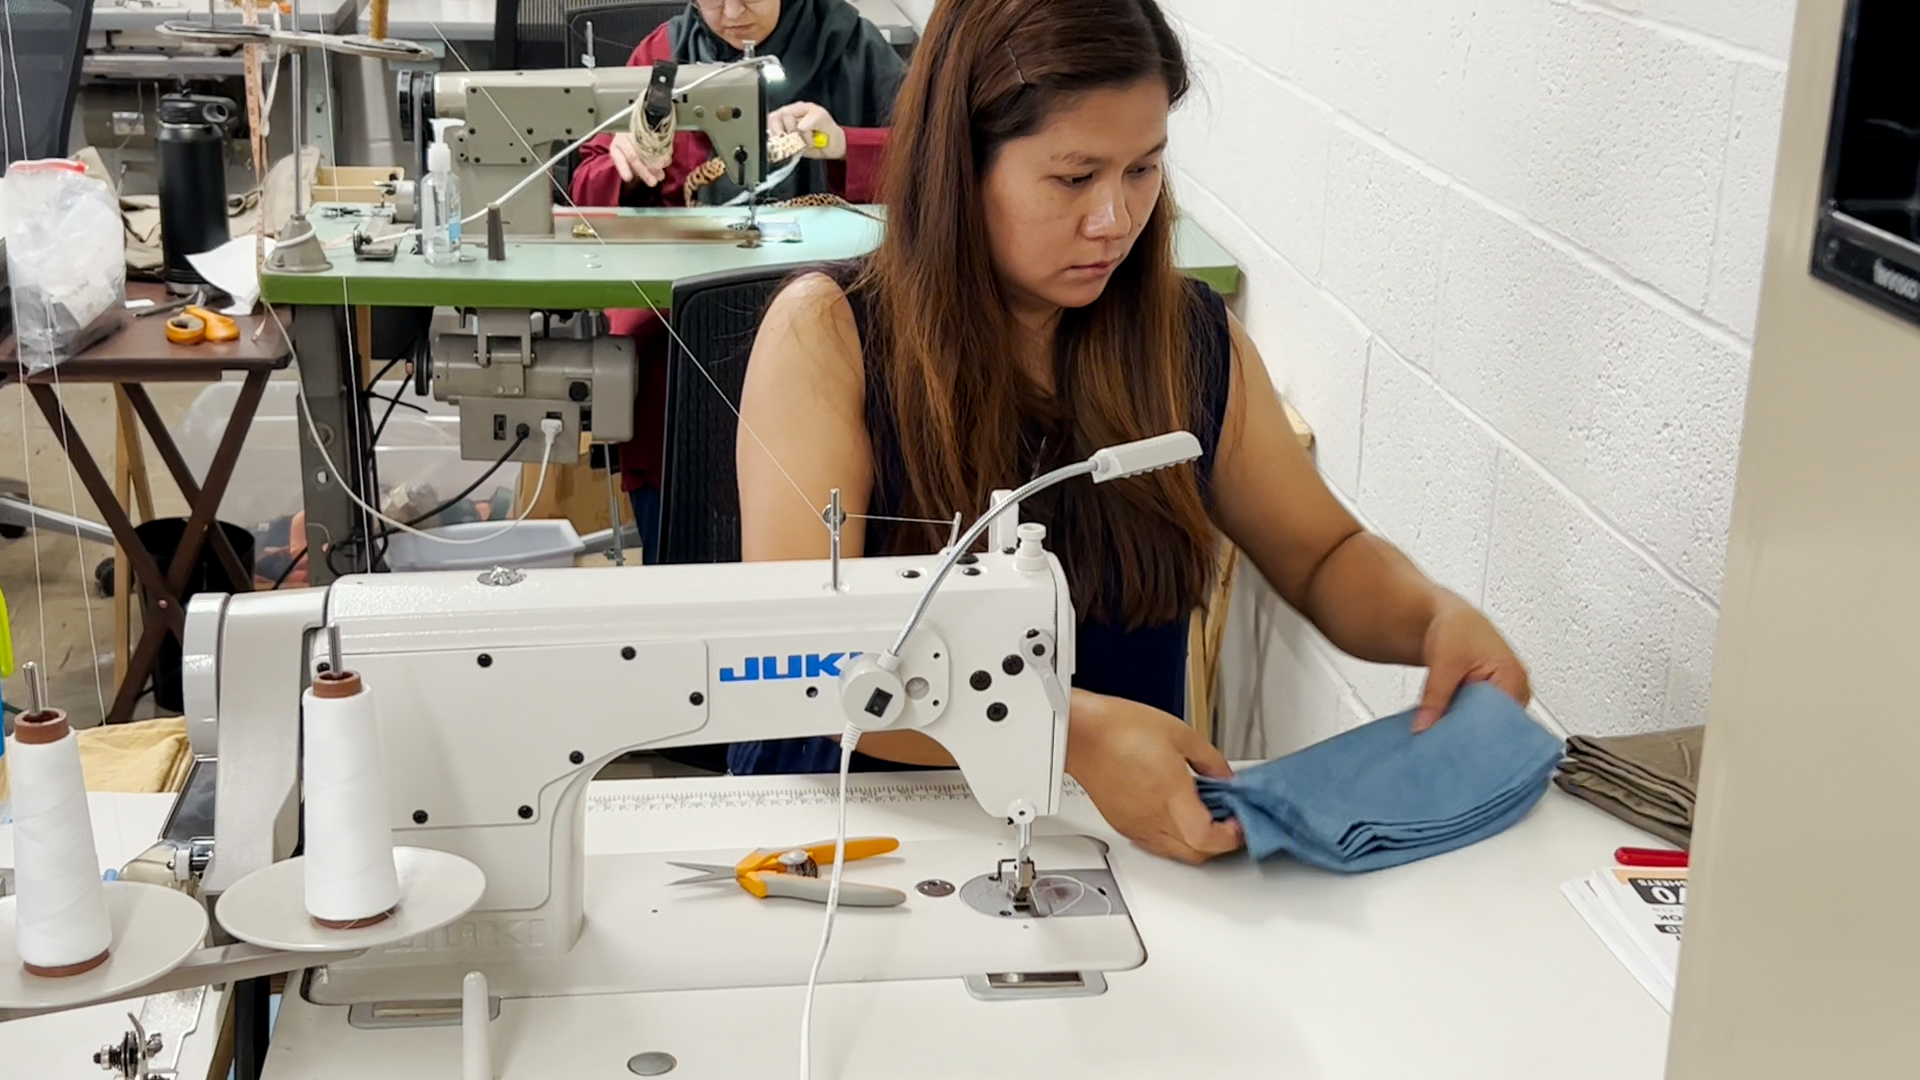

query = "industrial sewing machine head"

[
  {"left": 183, "top": 539, "right": 1074, "bottom": 983},
  {"left": 396, "top": 57, "right": 771, "bottom": 239},
  {"left": 172, "top": 435, "right": 1194, "bottom": 1008}
]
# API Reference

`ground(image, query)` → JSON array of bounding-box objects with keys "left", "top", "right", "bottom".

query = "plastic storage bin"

[
  {"left": 176, "top": 376, "right": 521, "bottom": 533},
  {"left": 383, "top": 519, "right": 585, "bottom": 572}
]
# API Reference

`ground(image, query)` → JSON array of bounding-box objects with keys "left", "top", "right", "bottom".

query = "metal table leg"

[{"left": 292, "top": 304, "right": 376, "bottom": 584}]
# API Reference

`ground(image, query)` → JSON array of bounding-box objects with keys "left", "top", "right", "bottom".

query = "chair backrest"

[
  {"left": 657, "top": 265, "right": 811, "bottom": 565},
  {"left": 566, "top": 1, "right": 681, "bottom": 69},
  {"left": 492, "top": 0, "right": 569, "bottom": 70},
  {"left": 0, "top": 0, "right": 93, "bottom": 168}
]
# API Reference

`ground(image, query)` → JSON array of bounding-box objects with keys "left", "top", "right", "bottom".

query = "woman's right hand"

[
  {"left": 609, "top": 132, "right": 667, "bottom": 187},
  {"left": 1066, "top": 691, "right": 1244, "bottom": 864}
]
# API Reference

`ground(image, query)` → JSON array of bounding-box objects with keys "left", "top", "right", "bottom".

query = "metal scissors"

[{"left": 668, "top": 837, "right": 906, "bottom": 907}]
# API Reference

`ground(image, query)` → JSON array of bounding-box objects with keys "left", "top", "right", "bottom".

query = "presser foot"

[{"left": 992, "top": 855, "right": 1039, "bottom": 913}]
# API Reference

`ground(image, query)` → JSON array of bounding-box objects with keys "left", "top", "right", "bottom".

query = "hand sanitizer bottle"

[{"left": 422, "top": 120, "right": 463, "bottom": 266}]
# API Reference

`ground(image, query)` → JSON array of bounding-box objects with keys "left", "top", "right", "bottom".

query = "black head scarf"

[{"left": 666, "top": 0, "right": 905, "bottom": 201}]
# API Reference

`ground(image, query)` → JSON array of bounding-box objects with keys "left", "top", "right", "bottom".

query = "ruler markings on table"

[{"left": 586, "top": 778, "right": 1087, "bottom": 816}]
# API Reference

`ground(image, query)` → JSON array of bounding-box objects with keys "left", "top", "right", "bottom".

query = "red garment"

[{"left": 569, "top": 24, "right": 890, "bottom": 491}]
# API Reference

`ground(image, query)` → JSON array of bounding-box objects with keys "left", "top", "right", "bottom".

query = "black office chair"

[
  {"left": 653, "top": 266, "right": 810, "bottom": 773},
  {"left": 566, "top": 0, "right": 681, "bottom": 69},
  {"left": 658, "top": 265, "right": 815, "bottom": 565},
  {"left": 493, "top": 0, "right": 571, "bottom": 69}
]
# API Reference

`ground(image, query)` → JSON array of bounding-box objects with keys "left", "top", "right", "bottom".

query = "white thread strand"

[
  {"left": 1034, "top": 874, "right": 1113, "bottom": 918},
  {"left": 301, "top": 678, "right": 401, "bottom": 922},
  {"left": 9, "top": 722, "right": 113, "bottom": 969},
  {"left": 801, "top": 724, "right": 860, "bottom": 1080},
  {"left": 1, "top": 0, "right": 53, "bottom": 684},
  {"left": 45, "top": 362, "right": 108, "bottom": 722}
]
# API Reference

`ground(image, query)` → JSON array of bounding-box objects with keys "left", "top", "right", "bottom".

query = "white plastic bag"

[{"left": 0, "top": 160, "right": 127, "bottom": 373}]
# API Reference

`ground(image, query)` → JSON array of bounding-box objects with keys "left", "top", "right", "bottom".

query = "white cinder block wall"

[{"left": 1157, "top": 0, "right": 1795, "bottom": 752}]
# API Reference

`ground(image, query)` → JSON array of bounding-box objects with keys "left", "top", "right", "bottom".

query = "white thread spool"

[
  {"left": 302, "top": 645, "right": 401, "bottom": 928},
  {"left": 9, "top": 697, "right": 112, "bottom": 977}
]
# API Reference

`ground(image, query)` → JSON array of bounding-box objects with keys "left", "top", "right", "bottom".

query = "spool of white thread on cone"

[
  {"left": 9, "top": 664, "right": 113, "bottom": 977},
  {"left": 302, "top": 633, "right": 401, "bottom": 928}
]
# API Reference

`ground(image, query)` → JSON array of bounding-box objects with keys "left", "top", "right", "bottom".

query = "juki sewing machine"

[
  {"left": 396, "top": 57, "right": 772, "bottom": 238},
  {"left": 385, "top": 56, "right": 775, "bottom": 465}
]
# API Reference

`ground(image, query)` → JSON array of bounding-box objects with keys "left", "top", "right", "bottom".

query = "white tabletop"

[
  {"left": 262, "top": 772, "right": 1672, "bottom": 1079},
  {"left": 0, "top": 794, "right": 224, "bottom": 1080}
]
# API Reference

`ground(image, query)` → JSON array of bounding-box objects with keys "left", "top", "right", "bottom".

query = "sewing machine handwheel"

[
  {"left": 214, "top": 847, "right": 485, "bottom": 954},
  {"left": 412, "top": 330, "right": 432, "bottom": 398},
  {"left": 0, "top": 882, "right": 209, "bottom": 1010}
]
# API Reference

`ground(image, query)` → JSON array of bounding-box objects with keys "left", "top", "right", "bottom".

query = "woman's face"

[
  {"left": 697, "top": 0, "right": 780, "bottom": 51},
  {"left": 982, "top": 79, "right": 1171, "bottom": 317}
]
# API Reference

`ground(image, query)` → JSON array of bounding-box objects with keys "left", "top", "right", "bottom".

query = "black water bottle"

[{"left": 157, "top": 95, "right": 235, "bottom": 294}]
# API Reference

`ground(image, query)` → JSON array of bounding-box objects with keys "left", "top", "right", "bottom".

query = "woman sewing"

[
  {"left": 570, "top": 0, "right": 906, "bottom": 560},
  {"left": 732, "top": 0, "right": 1534, "bottom": 865}
]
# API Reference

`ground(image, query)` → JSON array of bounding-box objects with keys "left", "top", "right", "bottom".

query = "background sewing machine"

[{"left": 77, "top": 0, "right": 359, "bottom": 196}]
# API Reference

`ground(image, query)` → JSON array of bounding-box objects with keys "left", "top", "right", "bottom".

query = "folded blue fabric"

[{"left": 1196, "top": 682, "right": 1564, "bottom": 872}]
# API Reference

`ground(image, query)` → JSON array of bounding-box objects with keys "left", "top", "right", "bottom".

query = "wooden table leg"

[
  {"left": 123, "top": 382, "right": 255, "bottom": 591},
  {"left": 29, "top": 385, "right": 181, "bottom": 724},
  {"left": 145, "top": 371, "right": 270, "bottom": 601},
  {"left": 111, "top": 389, "right": 156, "bottom": 693},
  {"left": 117, "top": 390, "right": 157, "bottom": 522}
]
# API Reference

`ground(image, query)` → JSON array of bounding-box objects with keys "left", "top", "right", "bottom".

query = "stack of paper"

[{"left": 1563, "top": 866, "right": 1686, "bottom": 1009}]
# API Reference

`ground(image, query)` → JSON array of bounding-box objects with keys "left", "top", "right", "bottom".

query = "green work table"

[{"left": 261, "top": 205, "right": 1242, "bottom": 308}]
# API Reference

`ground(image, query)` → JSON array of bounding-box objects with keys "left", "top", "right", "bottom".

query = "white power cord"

[
  {"left": 293, "top": 382, "right": 558, "bottom": 547},
  {"left": 800, "top": 722, "right": 862, "bottom": 1080},
  {"left": 258, "top": 303, "right": 564, "bottom": 554}
]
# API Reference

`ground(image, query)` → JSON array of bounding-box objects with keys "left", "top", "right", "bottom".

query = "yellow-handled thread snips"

[{"left": 668, "top": 837, "right": 906, "bottom": 907}]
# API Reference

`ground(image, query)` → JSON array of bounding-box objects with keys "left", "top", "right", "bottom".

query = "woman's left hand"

[
  {"left": 1414, "top": 595, "right": 1531, "bottom": 732},
  {"left": 768, "top": 102, "right": 847, "bottom": 160}
]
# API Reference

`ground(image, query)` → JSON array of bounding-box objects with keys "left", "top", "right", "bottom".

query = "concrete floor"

[{"left": 0, "top": 379, "right": 204, "bottom": 729}]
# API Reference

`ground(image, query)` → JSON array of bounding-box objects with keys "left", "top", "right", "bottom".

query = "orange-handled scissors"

[
  {"left": 668, "top": 837, "right": 905, "bottom": 907},
  {"left": 185, "top": 306, "right": 240, "bottom": 343}
]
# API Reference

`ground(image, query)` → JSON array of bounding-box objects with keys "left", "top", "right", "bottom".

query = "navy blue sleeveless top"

[{"left": 727, "top": 275, "right": 1235, "bottom": 775}]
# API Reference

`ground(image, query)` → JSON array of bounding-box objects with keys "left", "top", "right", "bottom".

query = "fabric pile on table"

[
  {"left": 1197, "top": 682, "right": 1564, "bottom": 872},
  {"left": 0, "top": 717, "right": 191, "bottom": 800},
  {"left": 1553, "top": 726, "right": 1703, "bottom": 848}
]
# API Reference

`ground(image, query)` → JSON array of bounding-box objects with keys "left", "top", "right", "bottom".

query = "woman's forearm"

[
  {"left": 838, "top": 730, "right": 956, "bottom": 767},
  {"left": 1299, "top": 531, "right": 1452, "bottom": 667},
  {"left": 836, "top": 691, "right": 1110, "bottom": 769}
]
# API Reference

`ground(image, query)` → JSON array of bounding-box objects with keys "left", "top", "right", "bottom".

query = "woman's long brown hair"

[{"left": 854, "top": 0, "right": 1213, "bottom": 629}]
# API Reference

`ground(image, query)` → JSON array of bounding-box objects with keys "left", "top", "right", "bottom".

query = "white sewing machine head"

[{"left": 183, "top": 543, "right": 1074, "bottom": 960}]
